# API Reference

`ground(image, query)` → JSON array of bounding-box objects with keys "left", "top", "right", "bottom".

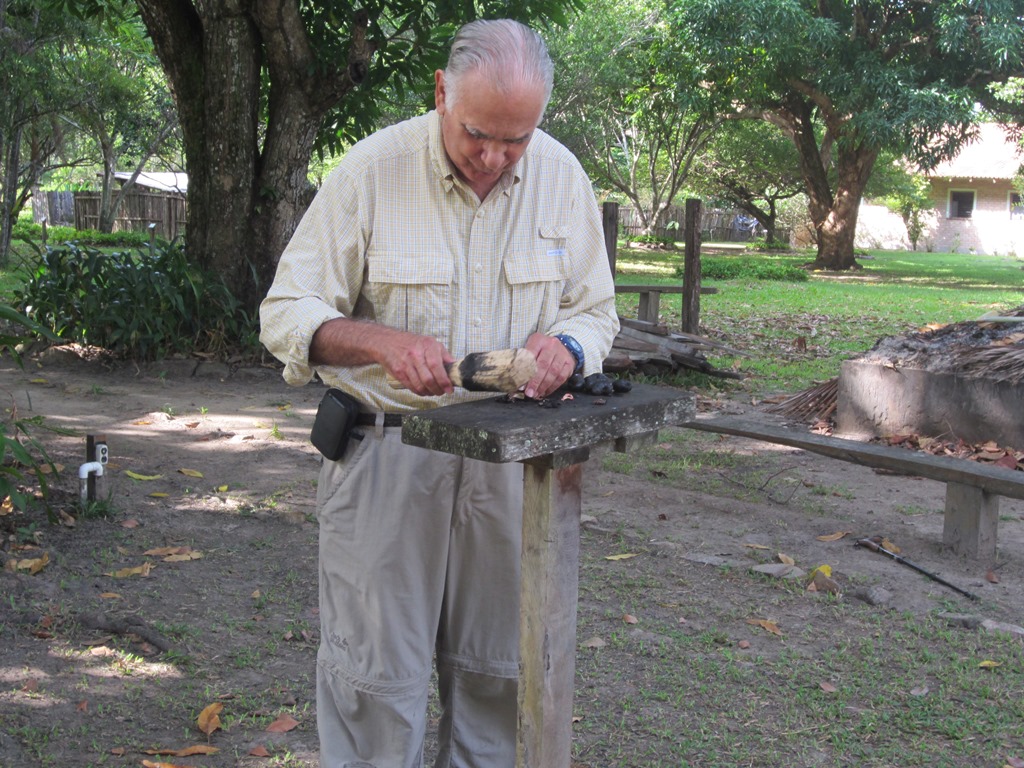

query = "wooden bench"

[
  {"left": 683, "top": 415, "right": 1024, "bottom": 560},
  {"left": 615, "top": 284, "right": 718, "bottom": 324}
]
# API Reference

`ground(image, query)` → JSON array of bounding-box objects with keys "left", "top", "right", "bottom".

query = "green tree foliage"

[
  {"left": 0, "top": 0, "right": 83, "bottom": 264},
  {"left": 57, "top": 16, "right": 180, "bottom": 233},
  {"left": 546, "top": 0, "right": 720, "bottom": 234},
  {"left": 691, "top": 120, "right": 804, "bottom": 245},
  {"left": 672, "top": 0, "right": 1024, "bottom": 270},
  {"left": 57, "top": 0, "right": 583, "bottom": 313}
]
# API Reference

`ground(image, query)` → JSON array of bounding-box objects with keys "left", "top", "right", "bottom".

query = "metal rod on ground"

[{"left": 856, "top": 537, "right": 979, "bottom": 600}]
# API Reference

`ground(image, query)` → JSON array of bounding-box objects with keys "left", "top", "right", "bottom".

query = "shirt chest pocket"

[
  {"left": 502, "top": 226, "right": 568, "bottom": 337},
  {"left": 367, "top": 253, "right": 453, "bottom": 341}
]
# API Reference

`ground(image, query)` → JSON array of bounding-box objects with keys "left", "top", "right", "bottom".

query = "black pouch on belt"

[{"left": 310, "top": 388, "right": 362, "bottom": 461}]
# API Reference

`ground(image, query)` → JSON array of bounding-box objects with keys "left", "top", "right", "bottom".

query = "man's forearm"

[{"left": 309, "top": 318, "right": 396, "bottom": 367}]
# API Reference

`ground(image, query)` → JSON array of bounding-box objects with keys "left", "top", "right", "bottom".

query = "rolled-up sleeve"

[
  {"left": 546, "top": 167, "right": 619, "bottom": 375},
  {"left": 259, "top": 170, "right": 366, "bottom": 386}
]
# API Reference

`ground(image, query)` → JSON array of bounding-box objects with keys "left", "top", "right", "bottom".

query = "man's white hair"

[{"left": 443, "top": 19, "right": 553, "bottom": 116}]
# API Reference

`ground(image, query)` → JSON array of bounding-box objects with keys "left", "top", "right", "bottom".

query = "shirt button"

[
  {"left": 474, "top": 263, "right": 483, "bottom": 273},
  {"left": 474, "top": 317, "right": 483, "bottom": 327}
]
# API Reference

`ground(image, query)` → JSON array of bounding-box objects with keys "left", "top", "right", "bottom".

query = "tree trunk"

[
  {"left": 0, "top": 124, "right": 23, "bottom": 267},
  {"left": 763, "top": 205, "right": 777, "bottom": 246},
  {"left": 776, "top": 98, "right": 878, "bottom": 271},
  {"left": 808, "top": 142, "right": 878, "bottom": 270},
  {"left": 134, "top": 0, "right": 373, "bottom": 313},
  {"left": 98, "top": 140, "right": 116, "bottom": 233}
]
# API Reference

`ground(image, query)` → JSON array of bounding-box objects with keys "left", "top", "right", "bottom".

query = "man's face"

[{"left": 435, "top": 69, "right": 545, "bottom": 197}]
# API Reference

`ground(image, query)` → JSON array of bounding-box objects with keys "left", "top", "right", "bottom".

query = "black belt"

[{"left": 355, "top": 413, "right": 404, "bottom": 427}]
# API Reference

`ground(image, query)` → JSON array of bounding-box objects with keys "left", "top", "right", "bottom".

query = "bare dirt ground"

[{"left": 1, "top": 350, "right": 1022, "bottom": 767}]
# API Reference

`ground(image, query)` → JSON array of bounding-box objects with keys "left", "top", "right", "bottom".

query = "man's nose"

[{"left": 480, "top": 142, "right": 506, "bottom": 171}]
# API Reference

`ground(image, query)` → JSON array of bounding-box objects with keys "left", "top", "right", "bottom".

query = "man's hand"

[
  {"left": 523, "top": 332, "right": 575, "bottom": 399},
  {"left": 380, "top": 333, "right": 456, "bottom": 396},
  {"left": 310, "top": 319, "right": 456, "bottom": 396}
]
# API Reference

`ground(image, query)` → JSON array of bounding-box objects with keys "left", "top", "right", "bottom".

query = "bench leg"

[
  {"left": 637, "top": 291, "right": 662, "bottom": 324},
  {"left": 943, "top": 482, "right": 998, "bottom": 559}
]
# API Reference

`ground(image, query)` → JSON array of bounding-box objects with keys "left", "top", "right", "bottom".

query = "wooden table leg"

[{"left": 517, "top": 450, "right": 586, "bottom": 768}]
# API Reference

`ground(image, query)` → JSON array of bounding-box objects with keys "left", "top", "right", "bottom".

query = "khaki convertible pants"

[{"left": 316, "top": 428, "right": 524, "bottom": 768}]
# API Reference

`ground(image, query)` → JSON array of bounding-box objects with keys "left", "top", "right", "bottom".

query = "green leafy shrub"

[
  {"left": 745, "top": 237, "right": 792, "bottom": 252},
  {"left": 629, "top": 233, "right": 678, "bottom": 248},
  {"left": 0, "top": 305, "right": 64, "bottom": 517},
  {"left": 689, "top": 257, "right": 809, "bottom": 282},
  {"left": 15, "top": 241, "right": 258, "bottom": 360},
  {"left": 13, "top": 221, "right": 149, "bottom": 248}
]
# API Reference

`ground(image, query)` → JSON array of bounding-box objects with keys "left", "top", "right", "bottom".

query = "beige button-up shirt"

[{"left": 259, "top": 111, "right": 619, "bottom": 413}]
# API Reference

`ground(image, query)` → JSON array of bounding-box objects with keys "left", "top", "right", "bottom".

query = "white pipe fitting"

[{"left": 79, "top": 461, "right": 105, "bottom": 507}]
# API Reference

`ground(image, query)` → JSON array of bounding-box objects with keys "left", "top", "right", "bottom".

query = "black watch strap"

[{"left": 553, "top": 334, "right": 585, "bottom": 374}]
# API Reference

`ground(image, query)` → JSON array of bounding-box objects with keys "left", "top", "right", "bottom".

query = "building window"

[
  {"left": 948, "top": 190, "right": 975, "bottom": 219},
  {"left": 1011, "top": 192, "right": 1024, "bottom": 221}
]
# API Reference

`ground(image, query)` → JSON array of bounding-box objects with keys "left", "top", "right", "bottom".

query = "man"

[{"left": 259, "top": 18, "right": 618, "bottom": 767}]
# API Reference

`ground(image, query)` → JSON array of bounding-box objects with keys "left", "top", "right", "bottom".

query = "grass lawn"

[{"left": 614, "top": 246, "right": 1024, "bottom": 396}]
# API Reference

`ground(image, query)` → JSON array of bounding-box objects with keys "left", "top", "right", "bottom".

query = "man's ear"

[{"left": 434, "top": 70, "right": 446, "bottom": 113}]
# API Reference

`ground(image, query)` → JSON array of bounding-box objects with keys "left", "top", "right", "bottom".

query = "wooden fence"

[
  {"left": 33, "top": 191, "right": 76, "bottom": 226},
  {"left": 73, "top": 190, "right": 187, "bottom": 240},
  {"left": 617, "top": 204, "right": 790, "bottom": 244}
]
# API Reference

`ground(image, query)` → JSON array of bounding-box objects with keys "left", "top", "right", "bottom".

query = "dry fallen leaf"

[
  {"left": 581, "top": 636, "right": 607, "bottom": 648},
  {"left": 144, "top": 745, "right": 220, "bottom": 757},
  {"left": 249, "top": 745, "right": 271, "bottom": 757},
  {"left": 746, "top": 618, "right": 782, "bottom": 636},
  {"left": 816, "top": 531, "right": 851, "bottom": 542},
  {"left": 622, "top": 614, "right": 639, "bottom": 625},
  {"left": 142, "top": 761, "right": 191, "bottom": 768},
  {"left": 743, "top": 543, "right": 770, "bottom": 550},
  {"left": 265, "top": 713, "right": 300, "bottom": 733},
  {"left": 819, "top": 682, "right": 837, "bottom": 693},
  {"left": 881, "top": 537, "right": 901, "bottom": 554},
  {"left": 145, "top": 547, "right": 187, "bottom": 557},
  {"left": 778, "top": 553, "right": 795, "bottom": 565},
  {"left": 986, "top": 570, "right": 1000, "bottom": 584},
  {"left": 197, "top": 702, "right": 223, "bottom": 736},
  {"left": 979, "top": 660, "right": 1002, "bottom": 670},
  {"left": 178, "top": 468, "right": 204, "bottom": 478},
  {"left": 604, "top": 553, "right": 639, "bottom": 561},
  {"left": 105, "top": 562, "right": 154, "bottom": 578},
  {"left": 125, "top": 471, "right": 163, "bottom": 481},
  {"left": 164, "top": 551, "right": 204, "bottom": 563},
  {"left": 7, "top": 553, "right": 50, "bottom": 575}
]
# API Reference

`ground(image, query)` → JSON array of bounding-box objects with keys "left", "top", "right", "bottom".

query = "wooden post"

[
  {"left": 85, "top": 434, "right": 108, "bottom": 503},
  {"left": 681, "top": 198, "right": 702, "bottom": 334},
  {"left": 517, "top": 452, "right": 584, "bottom": 766},
  {"left": 944, "top": 482, "right": 999, "bottom": 560},
  {"left": 401, "top": 385, "right": 695, "bottom": 768},
  {"left": 602, "top": 201, "right": 619, "bottom": 277}
]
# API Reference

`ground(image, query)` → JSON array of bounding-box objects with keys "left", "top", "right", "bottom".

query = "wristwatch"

[{"left": 553, "top": 334, "right": 585, "bottom": 374}]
